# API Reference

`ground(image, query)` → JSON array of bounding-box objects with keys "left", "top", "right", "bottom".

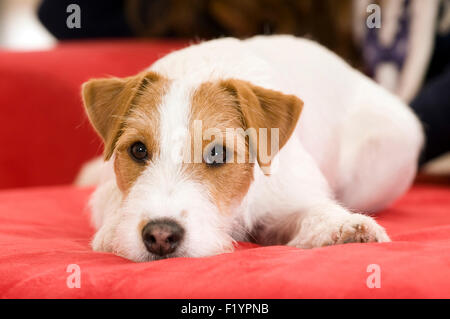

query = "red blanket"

[{"left": 0, "top": 184, "right": 449, "bottom": 298}]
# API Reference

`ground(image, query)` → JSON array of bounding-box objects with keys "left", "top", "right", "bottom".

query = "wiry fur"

[{"left": 81, "top": 36, "right": 423, "bottom": 262}]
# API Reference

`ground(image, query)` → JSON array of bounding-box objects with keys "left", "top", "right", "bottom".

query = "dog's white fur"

[{"left": 83, "top": 36, "right": 423, "bottom": 262}]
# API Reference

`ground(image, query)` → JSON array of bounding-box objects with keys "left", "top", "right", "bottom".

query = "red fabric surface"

[
  {"left": 0, "top": 40, "right": 186, "bottom": 189},
  {"left": 1, "top": 39, "right": 449, "bottom": 299},
  {"left": 0, "top": 184, "right": 449, "bottom": 298}
]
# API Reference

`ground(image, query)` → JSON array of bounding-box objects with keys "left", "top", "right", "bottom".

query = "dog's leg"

[
  {"left": 286, "top": 201, "right": 391, "bottom": 249},
  {"left": 91, "top": 215, "right": 119, "bottom": 252},
  {"left": 246, "top": 138, "right": 391, "bottom": 248},
  {"left": 335, "top": 92, "right": 423, "bottom": 213},
  {"left": 250, "top": 198, "right": 390, "bottom": 248},
  {"left": 74, "top": 156, "right": 105, "bottom": 186},
  {"left": 89, "top": 179, "right": 123, "bottom": 252}
]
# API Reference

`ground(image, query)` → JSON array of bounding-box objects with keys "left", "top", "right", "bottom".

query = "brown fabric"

[{"left": 125, "top": 0, "right": 361, "bottom": 66}]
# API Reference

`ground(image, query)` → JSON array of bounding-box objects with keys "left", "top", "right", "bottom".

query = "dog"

[{"left": 79, "top": 35, "right": 423, "bottom": 262}]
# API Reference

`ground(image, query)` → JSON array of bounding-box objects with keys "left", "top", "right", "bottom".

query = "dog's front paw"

[
  {"left": 91, "top": 225, "right": 115, "bottom": 253},
  {"left": 326, "top": 214, "right": 390, "bottom": 245},
  {"left": 290, "top": 213, "right": 390, "bottom": 248}
]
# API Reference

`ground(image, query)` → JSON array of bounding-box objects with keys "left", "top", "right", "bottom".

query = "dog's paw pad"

[
  {"left": 330, "top": 216, "right": 390, "bottom": 245},
  {"left": 339, "top": 224, "right": 372, "bottom": 243},
  {"left": 288, "top": 212, "right": 390, "bottom": 249}
]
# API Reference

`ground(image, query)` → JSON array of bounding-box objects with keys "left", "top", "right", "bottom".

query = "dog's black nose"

[{"left": 142, "top": 219, "right": 184, "bottom": 256}]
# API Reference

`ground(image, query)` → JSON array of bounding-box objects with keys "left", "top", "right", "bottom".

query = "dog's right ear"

[{"left": 82, "top": 71, "right": 160, "bottom": 160}]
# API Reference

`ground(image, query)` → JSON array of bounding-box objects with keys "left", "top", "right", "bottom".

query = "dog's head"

[{"left": 82, "top": 71, "right": 303, "bottom": 261}]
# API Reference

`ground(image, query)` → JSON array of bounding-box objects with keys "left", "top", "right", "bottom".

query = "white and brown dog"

[{"left": 79, "top": 35, "right": 423, "bottom": 262}]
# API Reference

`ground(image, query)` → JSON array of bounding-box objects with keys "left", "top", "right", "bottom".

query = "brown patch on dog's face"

[
  {"left": 220, "top": 79, "right": 304, "bottom": 174},
  {"left": 187, "top": 82, "right": 254, "bottom": 213},
  {"left": 187, "top": 79, "right": 303, "bottom": 213},
  {"left": 82, "top": 71, "right": 169, "bottom": 193},
  {"left": 114, "top": 76, "right": 170, "bottom": 193}
]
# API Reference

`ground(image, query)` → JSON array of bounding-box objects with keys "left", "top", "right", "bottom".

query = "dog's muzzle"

[{"left": 142, "top": 218, "right": 185, "bottom": 257}]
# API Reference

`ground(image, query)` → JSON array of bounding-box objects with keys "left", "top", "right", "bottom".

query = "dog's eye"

[
  {"left": 129, "top": 142, "right": 148, "bottom": 163},
  {"left": 204, "top": 144, "right": 227, "bottom": 166}
]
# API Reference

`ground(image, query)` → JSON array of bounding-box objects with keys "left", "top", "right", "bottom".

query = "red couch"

[
  {"left": 0, "top": 40, "right": 186, "bottom": 189},
  {"left": 0, "top": 40, "right": 449, "bottom": 298}
]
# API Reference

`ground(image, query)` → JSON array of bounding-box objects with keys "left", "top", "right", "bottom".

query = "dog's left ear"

[
  {"left": 221, "top": 79, "right": 303, "bottom": 174},
  {"left": 82, "top": 71, "right": 160, "bottom": 160}
]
